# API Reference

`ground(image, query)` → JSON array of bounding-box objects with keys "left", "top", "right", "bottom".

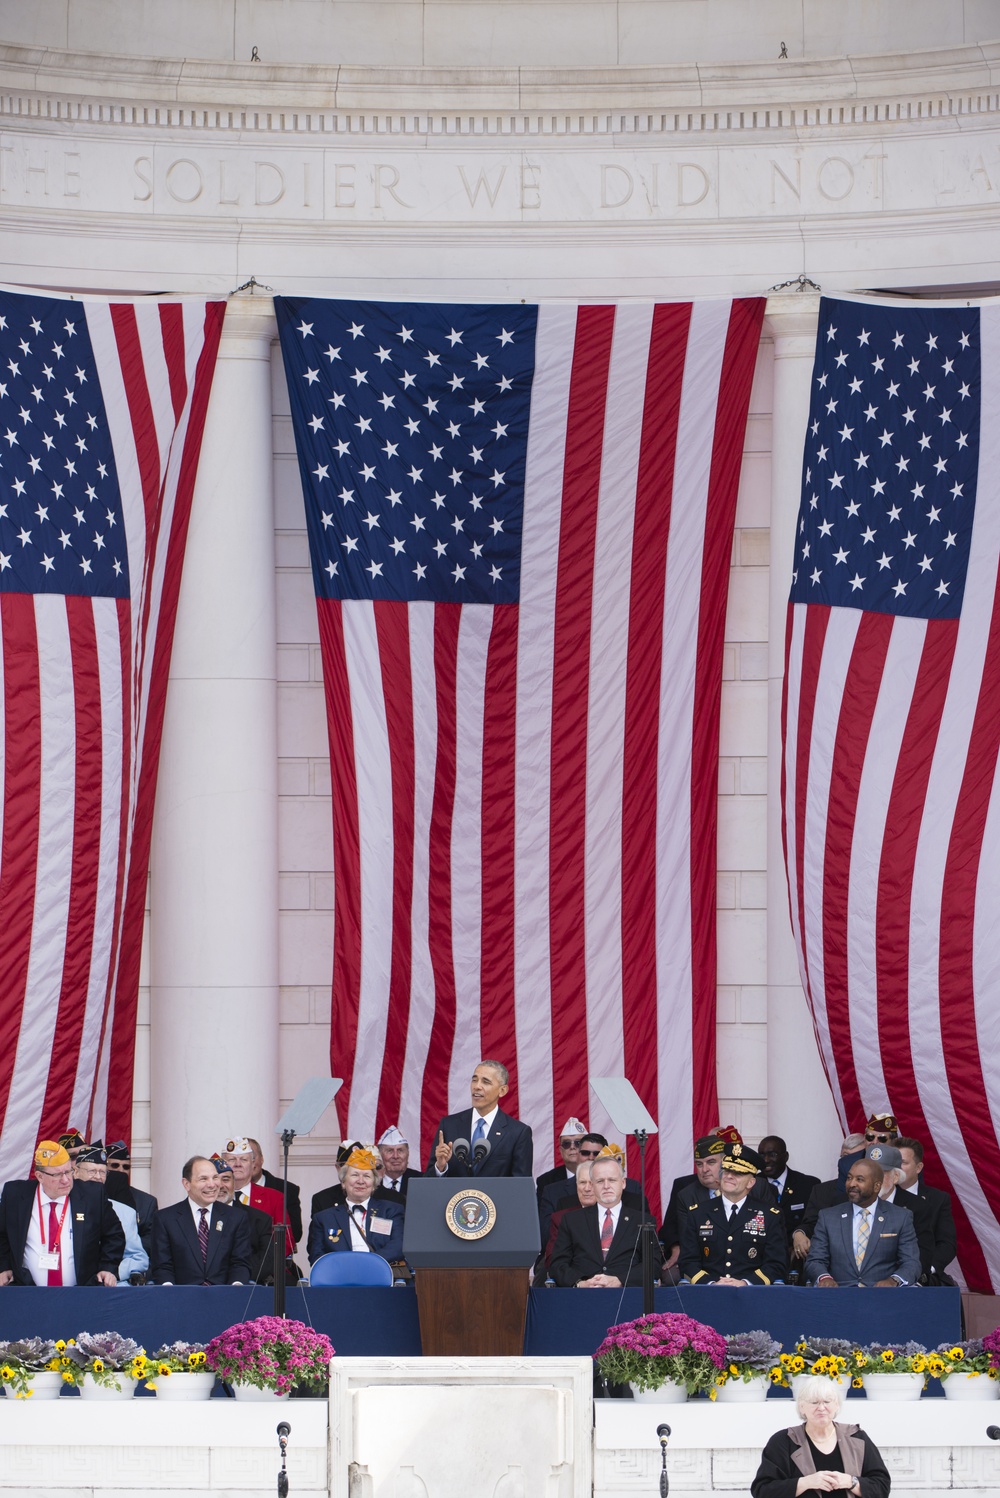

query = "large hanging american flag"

[
  {"left": 782, "top": 294, "right": 1000, "bottom": 1290},
  {"left": 276, "top": 295, "right": 763, "bottom": 1211},
  {"left": 0, "top": 287, "right": 225, "bottom": 1179}
]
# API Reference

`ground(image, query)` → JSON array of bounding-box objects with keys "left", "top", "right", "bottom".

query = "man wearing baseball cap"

[
  {"left": 679, "top": 1143, "right": 787, "bottom": 1286},
  {"left": 0, "top": 1140, "right": 125, "bottom": 1286}
]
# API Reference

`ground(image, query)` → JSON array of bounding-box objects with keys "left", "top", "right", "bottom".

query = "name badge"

[
  {"left": 38, "top": 1252, "right": 60, "bottom": 1270},
  {"left": 370, "top": 1216, "right": 393, "bottom": 1236}
]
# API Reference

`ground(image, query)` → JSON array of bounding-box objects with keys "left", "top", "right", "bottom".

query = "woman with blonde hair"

[{"left": 751, "top": 1375, "right": 890, "bottom": 1498}]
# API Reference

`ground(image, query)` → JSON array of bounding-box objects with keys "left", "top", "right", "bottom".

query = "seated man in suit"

[
  {"left": 151, "top": 1156, "right": 252, "bottom": 1285},
  {"left": 805, "top": 1157, "right": 920, "bottom": 1287},
  {"left": 549, "top": 1150, "right": 645, "bottom": 1287},
  {"left": 896, "top": 1135, "right": 958, "bottom": 1281},
  {"left": 792, "top": 1132, "right": 867, "bottom": 1263},
  {"left": 308, "top": 1147, "right": 404, "bottom": 1264},
  {"left": 374, "top": 1125, "right": 422, "bottom": 1200},
  {"left": 535, "top": 1117, "right": 588, "bottom": 1204},
  {"left": 214, "top": 1156, "right": 275, "bottom": 1283},
  {"left": 105, "top": 1140, "right": 158, "bottom": 1260},
  {"left": 864, "top": 1143, "right": 936, "bottom": 1280},
  {"left": 426, "top": 1060, "right": 532, "bottom": 1179},
  {"left": 758, "top": 1135, "right": 819, "bottom": 1277},
  {"left": 0, "top": 1139, "right": 125, "bottom": 1287},
  {"left": 679, "top": 1143, "right": 787, "bottom": 1286}
]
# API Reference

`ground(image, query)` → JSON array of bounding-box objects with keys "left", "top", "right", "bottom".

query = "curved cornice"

[{"left": 1, "top": 39, "right": 999, "bottom": 136}]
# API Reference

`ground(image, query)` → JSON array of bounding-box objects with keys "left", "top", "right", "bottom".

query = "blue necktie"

[{"left": 472, "top": 1117, "right": 486, "bottom": 1166}]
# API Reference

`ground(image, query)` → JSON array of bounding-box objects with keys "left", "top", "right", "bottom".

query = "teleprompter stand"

[
  {"left": 271, "top": 1077, "right": 342, "bottom": 1316},
  {"left": 591, "top": 1077, "right": 660, "bottom": 1313}
]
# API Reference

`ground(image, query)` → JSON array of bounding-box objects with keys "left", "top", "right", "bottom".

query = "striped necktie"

[
  {"left": 856, "top": 1207, "right": 870, "bottom": 1269},
  {"left": 198, "top": 1207, "right": 209, "bottom": 1264}
]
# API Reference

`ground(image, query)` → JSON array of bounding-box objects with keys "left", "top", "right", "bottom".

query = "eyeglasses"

[
  {"left": 578, "top": 1147, "right": 602, "bottom": 1158},
  {"left": 865, "top": 1132, "right": 892, "bottom": 1143}
]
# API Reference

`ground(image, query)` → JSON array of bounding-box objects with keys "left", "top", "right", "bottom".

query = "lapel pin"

[
  {"left": 75, "top": 1213, "right": 85, "bottom": 1221},
  {"left": 216, "top": 1220, "right": 223, "bottom": 1231}
]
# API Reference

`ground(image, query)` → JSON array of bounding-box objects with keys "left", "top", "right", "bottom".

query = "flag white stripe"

[
  {"left": 583, "top": 304, "right": 649, "bottom": 1143},
  {"left": 70, "top": 598, "right": 126, "bottom": 1125},
  {"left": 397, "top": 603, "right": 437, "bottom": 1157},
  {"left": 512, "top": 304, "right": 575, "bottom": 1148},
  {"left": 655, "top": 301, "right": 725, "bottom": 1190},
  {"left": 844, "top": 615, "right": 923, "bottom": 1112},
  {"left": 0, "top": 599, "right": 75, "bottom": 1175},
  {"left": 448, "top": 605, "right": 492, "bottom": 1104},
  {"left": 343, "top": 600, "right": 395, "bottom": 1145}
]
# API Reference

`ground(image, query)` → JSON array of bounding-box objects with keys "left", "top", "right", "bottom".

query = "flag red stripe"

[
  {"left": 820, "top": 612, "right": 894, "bottom": 1129},
  {"left": 104, "top": 302, "right": 226, "bottom": 1145},
  {"left": 689, "top": 303, "right": 764, "bottom": 1146},
  {"left": 620, "top": 304, "right": 690, "bottom": 1187},
  {"left": 320, "top": 599, "right": 363, "bottom": 1135},
  {"left": 0, "top": 598, "right": 41, "bottom": 1142},
  {"left": 937, "top": 584, "right": 1000, "bottom": 1239},
  {"left": 792, "top": 605, "right": 831, "bottom": 1016},
  {"left": 421, "top": 606, "right": 462, "bottom": 1153},
  {"left": 373, "top": 601, "right": 416, "bottom": 1140},
  {"left": 159, "top": 303, "right": 189, "bottom": 422},
  {"left": 548, "top": 305, "right": 616, "bottom": 1143},
  {"left": 872, "top": 621, "right": 955, "bottom": 1124},
  {"left": 479, "top": 604, "right": 520, "bottom": 1113},
  {"left": 39, "top": 599, "right": 104, "bottom": 1140}
]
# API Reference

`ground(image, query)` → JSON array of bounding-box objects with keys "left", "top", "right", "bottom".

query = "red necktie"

[
  {"left": 198, "top": 1207, "right": 209, "bottom": 1264},
  {"left": 47, "top": 1202, "right": 62, "bottom": 1286},
  {"left": 600, "top": 1209, "right": 613, "bottom": 1259}
]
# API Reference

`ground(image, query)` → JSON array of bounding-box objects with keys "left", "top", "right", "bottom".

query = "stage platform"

[
  {"left": 3, "top": 1359, "right": 1000, "bottom": 1498},
  {"left": 0, "top": 1283, "right": 964, "bottom": 1361}
]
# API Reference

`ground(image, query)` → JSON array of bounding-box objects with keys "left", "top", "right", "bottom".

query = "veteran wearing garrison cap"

[
  {"left": 307, "top": 1147, "right": 405, "bottom": 1264},
  {"left": 678, "top": 1143, "right": 788, "bottom": 1286},
  {"left": 0, "top": 1140, "right": 125, "bottom": 1286},
  {"left": 373, "top": 1125, "right": 421, "bottom": 1200}
]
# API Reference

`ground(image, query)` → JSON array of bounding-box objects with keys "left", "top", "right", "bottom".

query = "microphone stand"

[
  {"left": 634, "top": 1128, "right": 658, "bottom": 1313},
  {"left": 277, "top": 1421, "right": 290, "bottom": 1498},
  {"left": 273, "top": 1127, "right": 295, "bottom": 1318},
  {"left": 657, "top": 1423, "right": 671, "bottom": 1498}
]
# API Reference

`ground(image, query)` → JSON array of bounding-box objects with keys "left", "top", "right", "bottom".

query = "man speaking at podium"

[{"left": 426, "top": 1061, "right": 533, "bottom": 1178}]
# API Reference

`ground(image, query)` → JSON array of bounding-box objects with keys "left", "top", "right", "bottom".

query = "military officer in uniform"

[{"left": 679, "top": 1143, "right": 788, "bottom": 1286}]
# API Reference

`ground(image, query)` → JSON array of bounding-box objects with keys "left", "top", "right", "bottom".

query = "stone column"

[
  {"left": 149, "top": 294, "right": 279, "bottom": 1205},
  {"left": 763, "top": 292, "right": 842, "bottom": 1177}
]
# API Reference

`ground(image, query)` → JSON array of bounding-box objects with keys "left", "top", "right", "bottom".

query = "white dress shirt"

[{"left": 24, "top": 1187, "right": 76, "bottom": 1287}]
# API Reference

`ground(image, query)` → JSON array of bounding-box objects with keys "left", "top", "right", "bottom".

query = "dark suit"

[
  {"left": 229, "top": 1200, "right": 276, "bottom": 1283},
  {"left": 425, "top": 1107, "right": 532, "bottom": 1178},
  {"left": 258, "top": 1168, "right": 303, "bottom": 1244},
  {"left": 912, "top": 1180, "right": 957, "bottom": 1273},
  {"left": 541, "top": 1175, "right": 648, "bottom": 1253},
  {"left": 131, "top": 1186, "right": 158, "bottom": 1259},
  {"left": 800, "top": 1177, "right": 846, "bottom": 1239},
  {"left": 679, "top": 1194, "right": 787, "bottom": 1285},
  {"left": 772, "top": 1167, "right": 820, "bottom": 1244},
  {"left": 550, "top": 1202, "right": 644, "bottom": 1286},
  {"left": 536, "top": 1164, "right": 576, "bottom": 1200},
  {"left": 373, "top": 1168, "right": 421, "bottom": 1202},
  {"left": 0, "top": 1180, "right": 125, "bottom": 1286},
  {"left": 307, "top": 1199, "right": 405, "bottom": 1263},
  {"left": 805, "top": 1199, "right": 920, "bottom": 1286},
  {"left": 885, "top": 1188, "right": 936, "bottom": 1277},
  {"left": 151, "top": 1200, "right": 252, "bottom": 1285}
]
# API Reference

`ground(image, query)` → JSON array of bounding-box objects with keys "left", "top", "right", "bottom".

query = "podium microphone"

[
  {"left": 657, "top": 1422, "right": 671, "bottom": 1498},
  {"left": 472, "top": 1137, "right": 492, "bottom": 1166},
  {"left": 452, "top": 1138, "right": 471, "bottom": 1164},
  {"left": 987, "top": 1427, "right": 1000, "bottom": 1440}
]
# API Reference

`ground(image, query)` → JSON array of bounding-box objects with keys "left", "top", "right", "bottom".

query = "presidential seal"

[{"left": 445, "top": 1189, "right": 497, "bottom": 1240}]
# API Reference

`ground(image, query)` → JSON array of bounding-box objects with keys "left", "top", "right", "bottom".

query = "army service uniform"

[{"left": 679, "top": 1193, "right": 788, "bottom": 1285}]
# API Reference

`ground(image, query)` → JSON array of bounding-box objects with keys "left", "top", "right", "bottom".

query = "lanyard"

[{"left": 38, "top": 1189, "right": 70, "bottom": 1249}]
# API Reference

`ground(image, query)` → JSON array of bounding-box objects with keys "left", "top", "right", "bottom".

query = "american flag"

[
  {"left": 276, "top": 295, "right": 763, "bottom": 1211},
  {"left": 782, "top": 294, "right": 1000, "bottom": 1290},
  {"left": 0, "top": 287, "right": 225, "bottom": 1178}
]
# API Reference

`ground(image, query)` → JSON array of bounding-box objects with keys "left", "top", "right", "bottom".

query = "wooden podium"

[{"left": 403, "top": 1178, "right": 540, "bottom": 1357}]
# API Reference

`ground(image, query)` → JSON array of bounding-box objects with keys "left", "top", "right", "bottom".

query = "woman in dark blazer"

[{"left": 752, "top": 1375, "right": 890, "bottom": 1498}]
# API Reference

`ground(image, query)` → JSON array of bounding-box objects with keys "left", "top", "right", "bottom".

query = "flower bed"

[
  {"left": 205, "top": 1316, "right": 335, "bottom": 1396},
  {"left": 594, "top": 1312, "right": 727, "bottom": 1396}
]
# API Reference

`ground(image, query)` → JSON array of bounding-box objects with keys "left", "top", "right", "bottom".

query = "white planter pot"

[
  {"left": 628, "top": 1378, "right": 688, "bottom": 1403},
  {"left": 943, "top": 1373, "right": 1000, "bottom": 1402},
  {"left": 148, "top": 1371, "right": 217, "bottom": 1402},
  {"left": 716, "top": 1374, "right": 770, "bottom": 1403},
  {"left": 861, "top": 1372, "right": 924, "bottom": 1401},
  {"left": 78, "top": 1373, "right": 136, "bottom": 1400},
  {"left": 0, "top": 1370, "right": 66, "bottom": 1400},
  {"left": 231, "top": 1381, "right": 291, "bottom": 1402}
]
